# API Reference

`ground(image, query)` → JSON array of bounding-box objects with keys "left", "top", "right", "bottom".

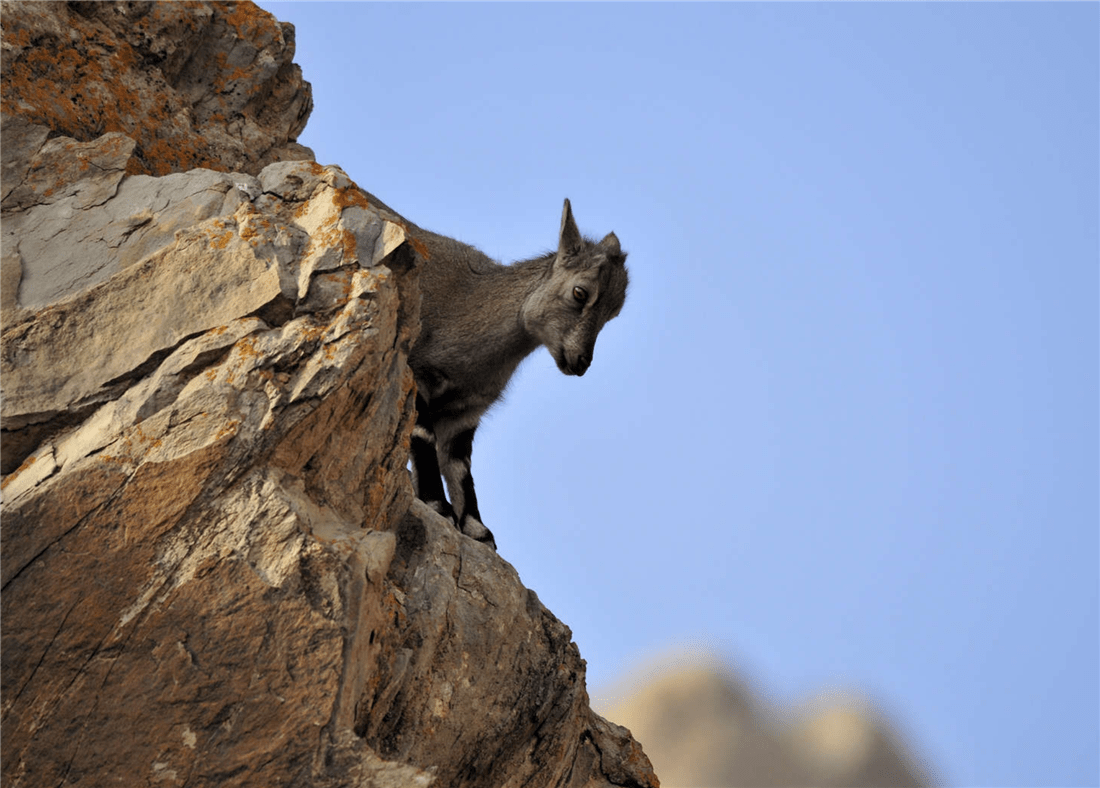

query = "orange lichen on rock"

[
  {"left": 0, "top": 455, "right": 35, "bottom": 491},
  {"left": 208, "top": 228, "right": 234, "bottom": 250},
  {"left": 214, "top": 419, "right": 241, "bottom": 442},
  {"left": 223, "top": 1, "right": 280, "bottom": 44},
  {"left": 234, "top": 336, "right": 263, "bottom": 361},
  {"left": 239, "top": 213, "right": 277, "bottom": 243},
  {"left": 334, "top": 187, "right": 372, "bottom": 211},
  {"left": 408, "top": 235, "right": 432, "bottom": 261},
  {"left": 342, "top": 229, "right": 358, "bottom": 261},
  {"left": 0, "top": 1, "right": 313, "bottom": 177}
]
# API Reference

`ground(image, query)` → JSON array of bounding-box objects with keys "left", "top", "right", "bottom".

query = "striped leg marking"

[{"left": 441, "top": 427, "right": 497, "bottom": 550}]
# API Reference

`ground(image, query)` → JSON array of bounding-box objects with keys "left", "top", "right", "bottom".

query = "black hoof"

[{"left": 460, "top": 514, "right": 497, "bottom": 551}]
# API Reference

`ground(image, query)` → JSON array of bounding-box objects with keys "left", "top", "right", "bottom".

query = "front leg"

[
  {"left": 439, "top": 426, "right": 497, "bottom": 551},
  {"left": 410, "top": 393, "right": 455, "bottom": 522}
]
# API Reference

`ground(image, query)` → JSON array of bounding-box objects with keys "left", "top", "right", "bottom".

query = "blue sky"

[{"left": 261, "top": 3, "right": 1098, "bottom": 786}]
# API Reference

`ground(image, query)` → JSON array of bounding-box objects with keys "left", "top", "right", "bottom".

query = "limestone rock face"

[
  {"left": 0, "top": 4, "right": 657, "bottom": 787},
  {"left": 0, "top": 1, "right": 313, "bottom": 176}
]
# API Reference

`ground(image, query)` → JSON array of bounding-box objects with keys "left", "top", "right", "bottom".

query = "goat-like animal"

[{"left": 407, "top": 199, "right": 628, "bottom": 550}]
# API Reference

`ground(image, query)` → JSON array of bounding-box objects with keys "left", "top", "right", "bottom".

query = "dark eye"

[{"left": 573, "top": 286, "right": 588, "bottom": 303}]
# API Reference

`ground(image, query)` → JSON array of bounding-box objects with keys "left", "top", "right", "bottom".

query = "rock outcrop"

[
  {"left": 596, "top": 652, "right": 934, "bottom": 788},
  {"left": 0, "top": 3, "right": 657, "bottom": 787},
  {"left": 0, "top": 1, "right": 313, "bottom": 177}
]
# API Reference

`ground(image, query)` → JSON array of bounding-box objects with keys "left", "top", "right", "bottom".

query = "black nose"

[{"left": 575, "top": 354, "right": 591, "bottom": 375}]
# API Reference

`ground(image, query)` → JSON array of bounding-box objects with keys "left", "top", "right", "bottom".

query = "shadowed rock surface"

[{"left": 0, "top": 3, "right": 657, "bottom": 787}]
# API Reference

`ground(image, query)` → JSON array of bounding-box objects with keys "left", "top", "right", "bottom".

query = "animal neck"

[
  {"left": 413, "top": 248, "right": 557, "bottom": 397},
  {"left": 479, "top": 253, "right": 553, "bottom": 362}
]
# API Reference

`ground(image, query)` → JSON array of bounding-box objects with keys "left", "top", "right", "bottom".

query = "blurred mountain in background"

[{"left": 595, "top": 649, "right": 937, "bottom": 788}]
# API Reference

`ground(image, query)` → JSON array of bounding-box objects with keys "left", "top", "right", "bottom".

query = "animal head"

[{"left": 522, "top": 199, "right": 629, "bottom": 376}]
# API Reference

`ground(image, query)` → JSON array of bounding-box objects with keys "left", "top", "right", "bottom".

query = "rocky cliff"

[{"left": 0, "top": 3, "right": 657, "bottom": 787}]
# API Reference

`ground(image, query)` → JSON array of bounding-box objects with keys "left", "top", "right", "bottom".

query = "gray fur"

[{"left": 406, "top": 198, "right": 628, "bottom": 550}]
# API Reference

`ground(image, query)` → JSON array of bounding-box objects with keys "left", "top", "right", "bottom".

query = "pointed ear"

[
  {"left": 598, "top": 231, "right": 624, "bottom": 261},
  {"left": 559, "top": 198, "right": 583, "bottom": 256}
]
